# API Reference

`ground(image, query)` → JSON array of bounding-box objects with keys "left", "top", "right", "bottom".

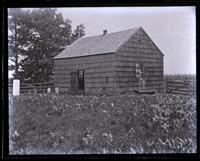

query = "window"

[
  {"left": 140, "top": 64, "right": 144, "bottom": 77},
  {"left": 136, "top": 63, "right": 145, "bottom": 78},
  {"left": 136, "top": 63, "right": 141, "bottom": 78},
  {"left": 78, "top": 69, "right": 84, "bottom": 78}
]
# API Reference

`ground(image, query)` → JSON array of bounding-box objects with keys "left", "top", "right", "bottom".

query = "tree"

[
  {"left": 71, "top": 24, "right": 85, "bottom": 43},
  {"left": 20, "top": 8, "right": 73, "bottom": 83},
  {"left": 8, "top": 8, "right": 31, "bottom": 79},
  {"left": 9, "top": 8, "right": 86, "bottom": 83}
]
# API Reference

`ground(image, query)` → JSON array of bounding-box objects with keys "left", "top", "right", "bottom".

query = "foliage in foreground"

[{"left": 9, "top": 94, "right": 196, "bottom": 154}]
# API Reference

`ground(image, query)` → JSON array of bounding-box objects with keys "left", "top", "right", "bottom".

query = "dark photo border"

[{"left": 1, "top": 0, "right": 199, "bottom": 160}]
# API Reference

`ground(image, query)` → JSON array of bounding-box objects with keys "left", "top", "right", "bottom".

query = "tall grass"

[{"left": 9, "top": 93, "right": 196, "bottom": 154}]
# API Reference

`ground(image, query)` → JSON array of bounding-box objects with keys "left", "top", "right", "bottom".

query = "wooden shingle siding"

[
  {"left": 54, "top": 53, "right": 114, "bottom": 64},
  {"left": 115, "top": 27, "right": 164, "bottom": 93},
  {"left": 53, "top": 27, "right": 164, "bottom": 95},
  {"left": 53, "top": 53, "right": 117, "bottom": 94},
  {"left": 117, "top": 56, "right": 162, "bottom": 63},
  {"left": 54, "top": 62, "right": 116, "bottom": 70},
  {"left": 53, "top": 67, "right": 116, "bottom": 75}
]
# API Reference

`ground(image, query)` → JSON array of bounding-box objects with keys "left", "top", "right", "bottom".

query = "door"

[
  {"left": 78, "top": 69, "right": 84, "bottom": 90},
  {"left": 70, "top": 71, "right": 78, "bottom": 91}
]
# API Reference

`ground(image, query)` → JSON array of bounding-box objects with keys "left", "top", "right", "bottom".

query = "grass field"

[{"left": 9, "top": 93, "right": 196, "bottom": 154}]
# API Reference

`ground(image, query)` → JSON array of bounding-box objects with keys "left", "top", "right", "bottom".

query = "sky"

[
  {"left": 58, "top": 7, "right": 196, "bottom": 75},
  {"left": 8, "top": 7, "right": 196, "bottom": 78}
]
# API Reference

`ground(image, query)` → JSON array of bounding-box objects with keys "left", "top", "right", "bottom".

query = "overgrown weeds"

[{"left": 9, "top": 93, "right": 196, "bottom": 154}]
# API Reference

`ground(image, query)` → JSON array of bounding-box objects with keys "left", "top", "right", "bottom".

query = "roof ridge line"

[
  {"left": 114, "top": 27, "right": 141, "bottom": 53},
  {"left": 78, "top": 27, "right": 141, "bottom": 40},
  {"left": 53, "top": 26, "right": 142, "bottom": 59}
]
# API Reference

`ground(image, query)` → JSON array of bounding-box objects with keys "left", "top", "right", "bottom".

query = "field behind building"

[{"left": 9, "top": 92, "right": 196, "bottom": 154}]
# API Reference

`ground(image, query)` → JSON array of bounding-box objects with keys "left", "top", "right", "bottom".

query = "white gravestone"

[
  {"left": 13, "top": 79, "right": 20, "bottom": 96},
  {"left": 47, "top": 87, "right": 51, "bottom": 93},
  {"left": 55, "top": 87, "right": 59, "bottom": 94}
]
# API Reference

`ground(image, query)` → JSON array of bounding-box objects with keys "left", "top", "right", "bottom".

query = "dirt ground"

[{"left": 9, "top": 93, "right": 196, "bottom": 154}]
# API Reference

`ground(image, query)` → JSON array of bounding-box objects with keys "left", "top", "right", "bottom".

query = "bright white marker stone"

[
  {"left": 13, "top": 79, "right": 20, "bottom": 96},
  {"left": 55, "top": 87, "right": 59, "bottom": 94},
  {"left": 47, "top": 88, "right": 51, "bottom": 93}
]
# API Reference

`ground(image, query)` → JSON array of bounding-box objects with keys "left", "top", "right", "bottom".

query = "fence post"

[
  {"left": 13, "top": 79, "right": 20, "bottom": 96},
  {"left": 55, "top": 87, "right": 59, "bottom": 94}
]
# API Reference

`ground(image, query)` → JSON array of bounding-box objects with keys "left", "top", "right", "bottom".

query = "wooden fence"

[
  {"left": 9, "top": 82, "right": 55, "bottom": 94},
  {"left": 165, "top": 80, "right": 196, "bottom": 95},
  {"left": 8, "top": 80, "right": 196, "bottom": 96}
]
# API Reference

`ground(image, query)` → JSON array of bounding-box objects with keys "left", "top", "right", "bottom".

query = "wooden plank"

[
  {"left": 54, "top": 78, "right": 70, "bottom": 82},
  {"left": 116, "top": 72, "right": 136, "bottom": 77},
  {"left": 116, "top": 67, "right": 135, "bottom": 72},
  {"left": 117, "top": 56, "right": 162, "bottom": 63},
  {"left": 167, "top": 85, "right": 195, "bottom": 90},
  {"left": 116, "top": 72, "right": 163, "bottom": 77},
  {"left": 144, "top": 73, "right": 163, "bottom": 77},
  {"left": 167, "top": 88, "right": 194, "bottom": 93},
  {"left": 54, "top": 53, "right": 114, "bottom": 62},
  {"left": 54, "top": 71, "right": 117, "bottom": 78},
  {"left": 86, "top": 77, "right": 116, "bottom": 83},
  {"left": 117, "top": 76, "right": 136, "bottom": 81},
  {"left": 167, "top": 86, "right": 195, "bottom": 91},
  {"left": 86, "top": 67, "right": 115, "bottom": 73},
  {"left": 55, "top": 85, "right": 69, "bottom": 89},
  {"left": 54, "top": 66, "right": 116, "bottom": 74},
  {"left": 55, "top": 82, "right": 68, "bottom": 87},
  {"left": 167, "top": 81, "right": 190, "bottom": 85},
  {"left": 20, "top": 89, "right": 48, "bottom": 93},
  {"left": 117, "top": 77, "right": 163, "bottom": 82},
  {"left": 169, "top": 90, "right": 193, "bottom": 95},
  {"left": 134, "top": 89, "right": 156, "bottom": 94},
  {"left": 20, "top": 86, "right": 54, "bottom": 90},
  {"left": 20, "top": 83, "right": 54, "bottom": 86},
  {"left": 54, "top": 54, "right": 114, "bottom": 66},
  {"left": 85, "top": 72, "right": 116, "bottom": 78},
  {"left": 145, "top": 77, "right": 164, "bottom": 80},
  {"left": 119, "top": 84, "right": 138, "bottom": 88},
  {"left": 54, "top": 61, "right": 116, "bottom": 70},
  {"left": 145, "top": 80, "right": 163, "bottom": 84},
  {"left": 117, "top": 51, "right": 162, "bottom": 58},
  {"left": 117, "top": 66, "right": 163, "bottom": 71},
  {"left": 54, "top": 61, "right": 114, "bottom": 69},
  {"left": 165, "top": 79, "right": 196, "bottom": 95}
]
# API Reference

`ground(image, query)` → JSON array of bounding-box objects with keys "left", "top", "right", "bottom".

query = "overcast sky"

[{"left": 58, "top": 7, "right": 196, "bottom": 75}]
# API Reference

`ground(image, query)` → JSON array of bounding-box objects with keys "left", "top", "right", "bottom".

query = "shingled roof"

[{"left": 53, "top": 27, "right": 141, "bottom": 59}]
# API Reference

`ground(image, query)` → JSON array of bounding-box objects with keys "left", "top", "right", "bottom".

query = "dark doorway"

[
  {"left": 70, "top": 71, "right": 78, "bottom": 91},
  {"left": 78, "top": 69, "right": 84, "bottom": 90}
]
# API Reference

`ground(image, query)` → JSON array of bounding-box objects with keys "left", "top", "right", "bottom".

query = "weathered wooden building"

[{"left": 53, "top": 27, "right": 164, "bottom": 95}]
